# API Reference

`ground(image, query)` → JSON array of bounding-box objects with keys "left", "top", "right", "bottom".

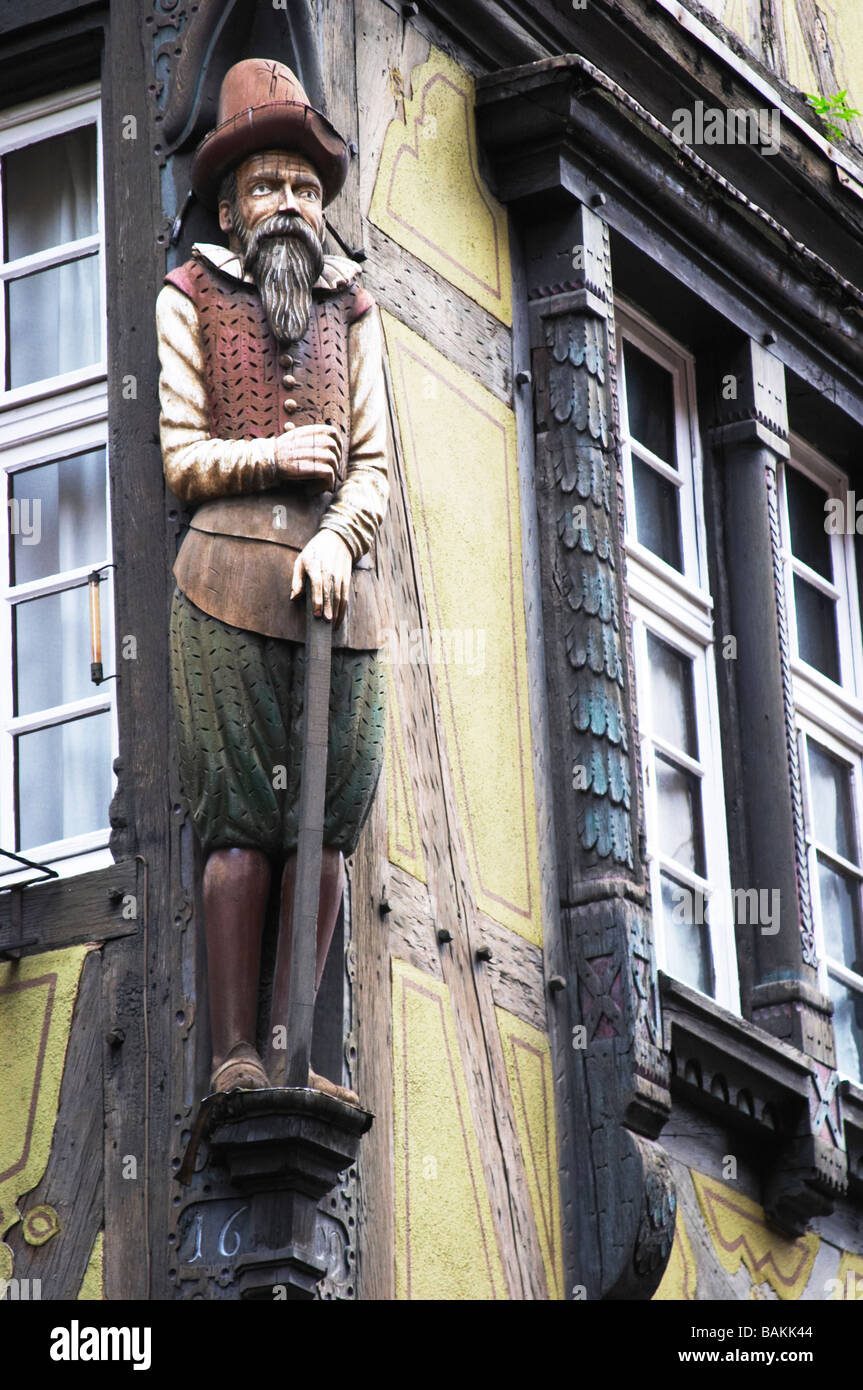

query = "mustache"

[{"left": 243, "top": 213, "right": 322, "bottom": 264}]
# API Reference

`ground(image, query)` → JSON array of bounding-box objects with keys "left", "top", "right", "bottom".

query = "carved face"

[
  {"left": 219, "top": 151, "right": 326, "bottom": 344},
  {"left": 218, "top": 151, "right": 324, "bottom": 245}
]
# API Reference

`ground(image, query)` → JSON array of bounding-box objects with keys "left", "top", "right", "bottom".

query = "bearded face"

[{"left": 220, "top": 162, "right": 325, "bottom": 344}]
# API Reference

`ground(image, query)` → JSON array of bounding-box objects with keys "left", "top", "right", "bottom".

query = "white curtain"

[{"left": 6, "top": 124, "right": 100, "bottom": 389}]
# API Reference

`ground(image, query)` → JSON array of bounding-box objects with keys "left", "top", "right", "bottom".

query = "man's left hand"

[{"left": 291, "top": 530, "right": 353, "bottom": 626}]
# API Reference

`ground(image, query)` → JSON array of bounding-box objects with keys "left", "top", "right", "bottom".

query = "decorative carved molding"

[
  {"left": 662, "top": 975, "right": 848, "bottom": 1233},
  {"left": 151, "top": 0, "right": 324, "bottom": 151},
  {"left": 763, "top": 459, "right": 818, "bottom": 971}
]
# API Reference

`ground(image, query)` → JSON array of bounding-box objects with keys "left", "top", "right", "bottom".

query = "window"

[
  {"left": 780, "top": 440, "right": 863, "bottom": 716},
  {"left": 799, "top": 731, "right": 863, "bottom": 1081},
  {"left": 620, "top": 304, "right": 738, "bottom": 1010},
  {"left": 783, "top": 437, "right": 863, "bottom": 1081},
  {"left": 0, "top": 86, "right": 114, "bottom": 885}
]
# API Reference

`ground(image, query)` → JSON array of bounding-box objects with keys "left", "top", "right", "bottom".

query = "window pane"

[
  {"left": 16, "top": 711, "right": 112, "bottom": 849},
  {"left": 786, "top": 466, "right": 832, "bottom": 579},
  {"left": 794, "top": 575, "right": 839, "bottom": 682},
  {"left": 7, "top": 254, "right": 100, "bottom": 389},
  {"left": 14, "top": 582, "right": 113, "bottom": 717},
  {"left": 660, "top": 874, "right": 714, "bottom": 997},
  {"left": 3, "top": 125, "right": 97, "bottom": 260},
  {"left": 808, "top": 743, "right": 856, "bottom": 862},
  {"left": 818, "top": 858, "right": 861, "bottom": 972},
  {"left": 10, "top": 448, "right": 107, "bottom": 585},
  {"left": 632, "top": 457, "right": 682, "bottom": 569},
  {"left": 623, "top": 341, "right": 677, "bottom": 465},
  {"left": 827, "top": 975, "right": 863, "bottom": 1082},
  {"left": 647, "top": 632, "right": 698, "bottom": 757},
  {"left": 655, "top": 753, "right": 705, "bottom": 875}
]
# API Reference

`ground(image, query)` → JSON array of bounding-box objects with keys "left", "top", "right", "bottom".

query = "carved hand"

[
  {"left": 273, "top": 424, "right": 341, "bottom": 492},
  {"left": 291, "top": 528, "right": 353, "bottom": 626}
]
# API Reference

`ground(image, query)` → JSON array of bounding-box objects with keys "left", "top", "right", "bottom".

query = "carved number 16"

[{"left": 185, "top": 1205, "right": 247, "bottom": 1264}]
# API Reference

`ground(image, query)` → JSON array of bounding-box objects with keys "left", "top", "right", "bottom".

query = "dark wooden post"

[
  {"left": 706, "top": 340, "right": 847, "bottom": 1229},
  {"left": 477, "top": 70, "right": 677, "bottom": 1297}
]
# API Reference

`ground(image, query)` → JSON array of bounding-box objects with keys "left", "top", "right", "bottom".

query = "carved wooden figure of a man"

[{"left": 156, "top": 60, "right": 387, "bottom": 1103}]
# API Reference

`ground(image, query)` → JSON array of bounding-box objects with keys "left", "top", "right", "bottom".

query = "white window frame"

[
  {"left": 0, "top": 86, "right": 114, "bottom": 887},
  {"left": 786, "top": 436, "right": 863, "bottom": 1080},
  {"left": 631, "top": 604, "right": 739, "bottom": 1011},
  {"left": 618, "top": 301, "right": 739, "bottom": 1012},
  {"left": 798, "top": 717, "right": 863, "bottom": 1079},
  {"left": 619, "top": 303, "right": 712, "bottom": 622},
  {"left": 0, "top": 82, "right": 106, "bottom": 409},
  {"left": 780, "top": 435, "right": 863, "bottom": 744}
]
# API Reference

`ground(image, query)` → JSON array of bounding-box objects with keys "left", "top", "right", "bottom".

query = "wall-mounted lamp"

[{"left": 88, "top": 565, "right": 117, "bottom": 686}]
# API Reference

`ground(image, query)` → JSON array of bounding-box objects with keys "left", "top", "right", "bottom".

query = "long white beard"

[{"left": 235, "top": 211, "right": 325, "bottom": 344}]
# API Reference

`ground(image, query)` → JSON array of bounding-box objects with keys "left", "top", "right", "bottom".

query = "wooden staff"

[{"left": 282, "top": 583, "right": 333, "bottom": 1088}]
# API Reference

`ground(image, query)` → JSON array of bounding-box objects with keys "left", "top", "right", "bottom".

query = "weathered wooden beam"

[
  {"left": 102, "top": 0, "right": 172, "bottom": 1300},
  {"left": 6, "top": 949, "right": 104, "bottom": 1299},
  {"left": 472, "top": 913, "right": 547, "bottom": 1033},
  {"left": 362, "top": 221, "right": 512, "bottom": 406},
  {"left": 322, "top": 0, "right": 363, "bottom": 256},
  {"left": 385, "top": 864, "right": 443, "bottom": 981},
  {"left": 0, "top": 860, "right": 138, "bottom": 958}
]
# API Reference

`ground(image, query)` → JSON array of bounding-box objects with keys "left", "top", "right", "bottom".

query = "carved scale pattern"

[
  {"left": 596, "top": 220, "right": 664, "bottom": 1055},
  {"left": 765, "top": 461, "right": 818, "bottom": 968},
  {"left": 544, "top": 309, "right": 632, "bottom": 865}
]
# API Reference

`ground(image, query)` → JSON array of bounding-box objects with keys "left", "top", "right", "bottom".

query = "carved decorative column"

[
  {"left": 708, "top": 340, "right": 847, "bottom": 1230},
  {"left": 478, "top": 76, "right": 676, "bottom": 1299}
]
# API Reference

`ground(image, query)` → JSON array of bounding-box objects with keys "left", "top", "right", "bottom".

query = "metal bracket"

[{"left": 0, "top": 850, "right": 57, "bottom": 959}]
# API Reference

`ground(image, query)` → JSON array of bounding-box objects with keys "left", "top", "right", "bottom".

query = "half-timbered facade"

[{"left": 2, "top": 0, "right": 863, "bottom": 1302}]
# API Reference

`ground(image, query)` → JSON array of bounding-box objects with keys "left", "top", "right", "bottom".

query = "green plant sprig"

[{"left": 805, "top": 90, "right": 862, "bottom": 142}]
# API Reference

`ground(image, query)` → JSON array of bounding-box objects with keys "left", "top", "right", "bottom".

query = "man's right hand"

[{"left": 274, "top": 424, "right": 341, "bottom": 492}]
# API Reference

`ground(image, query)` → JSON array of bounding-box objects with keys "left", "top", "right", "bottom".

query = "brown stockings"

[
  {"left": 264, "top": 846, "right": 345, "bottom": 1082},
  {"left": 203, "top": 845, "right": 345, "bottom": 1085}
]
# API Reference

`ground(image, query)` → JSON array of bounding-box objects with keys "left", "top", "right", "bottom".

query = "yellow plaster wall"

[
  {"left": 0, "top": 945, "right": 90, "bottom": 1276},
  {"left": 495, "top": 1008, "right": 564, "bottom": 1298},
  {"left": 654, "top": 1166, "right": 863, "bottom": 1300},
  {"left": 781, "top": 3, "right": 821, "bottom": 98},
  {"left": 392, "top": 957, "right": 506, "bottom": 1299},
  {"left": 654, "top": 1207, "right": 699, "bottom": 1300},
  {"left": 77, "top": 1231, "right": 104, "bottom": 1300},
  {"left": 716, "top": 0, "right": 863, "bottom": 143},
  {"left": 814, "top": 4, "right": 863, "bottom": 135},
  {"left": 382, "top": 313, "right": 543, "bottom": 944},
  {"left": 369, "top": 47, "right": 512, "bottom": 324},
  {"left": 691, "top": 1173, "right": 819, "bottom": 1299}
]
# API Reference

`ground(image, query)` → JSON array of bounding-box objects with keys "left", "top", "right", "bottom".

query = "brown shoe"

[
  {"left": 307, "top": 1068, "right": 362, "bottom": 1108},
  {"left": 210, "top": 1043, "right": 270, "bottom": 1093}
]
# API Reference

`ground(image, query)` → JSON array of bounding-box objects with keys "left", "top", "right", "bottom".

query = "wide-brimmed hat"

[{"left": 191, "top": 59, "right": 349, "bottom": 208}]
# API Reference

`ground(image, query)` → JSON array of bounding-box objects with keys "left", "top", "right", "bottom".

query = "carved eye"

[{"left": 250, "top": 182, "right": 270, "bottom": 196}]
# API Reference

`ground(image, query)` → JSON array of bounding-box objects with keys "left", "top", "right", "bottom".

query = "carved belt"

[{"left": 173, "top": 491, "right": 383, "bottom": 649}]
